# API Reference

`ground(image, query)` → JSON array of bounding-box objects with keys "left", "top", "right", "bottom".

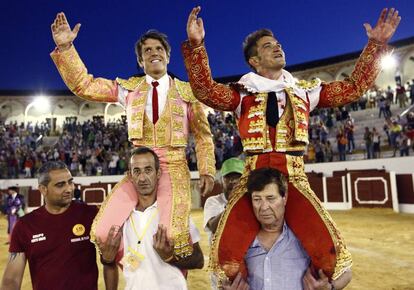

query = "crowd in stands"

[
  {"left": 0, "top": 117, "right": 130, "bottom": 179},
  {"left": 186, "top": 111, "right": 242, "bottom": 171},
  {"left": 0, "top": 111, "right": 242, "bottom": 179},
  {"left": 0, "top": 81, "right": 413, "bottom": 179},
  {"left": 305, "top": 80, "right": 414, "bottom": 163}
]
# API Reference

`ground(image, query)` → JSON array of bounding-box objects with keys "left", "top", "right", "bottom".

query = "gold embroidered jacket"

[{"left": 51, "top": 46, "right": 215, "bottom": 177}]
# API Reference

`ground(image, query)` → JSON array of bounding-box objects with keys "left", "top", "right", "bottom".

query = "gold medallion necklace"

[{"left": 121, "top": 207, "right": 158, "bottom": 271}]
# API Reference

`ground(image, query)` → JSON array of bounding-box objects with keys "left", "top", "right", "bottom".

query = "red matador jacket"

[{"left": 182, "top": 39, "right": 389, "bottom": 283}]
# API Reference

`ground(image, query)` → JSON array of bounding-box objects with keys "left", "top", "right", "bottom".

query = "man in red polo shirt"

[{"left": 0, "top": 161, "right": 98, "bottom": 290}]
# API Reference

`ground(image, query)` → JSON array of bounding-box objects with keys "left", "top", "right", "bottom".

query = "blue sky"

[{"left": 1, "top": 0, "right": 413, "bottom": 90}]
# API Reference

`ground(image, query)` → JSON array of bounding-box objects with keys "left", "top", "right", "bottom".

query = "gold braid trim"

[
  {"left": 166, "top": 150, "right": 193, "bottom": 258},
  {"left": 286, "top": 89, "right": 309, "bottom": 144},
  {"left": 116, "top": 76, "right": 145, "bottom": 91},
  {"left": 175, "top": 78, "right": 198, "bottom": 103},
  {"left": 286, "top": 155, "right": 352, "bottom": 279},
  {"left": 90, "top": 175, "right": 130, "bottom": 253},
  {"left": 167, "top": 83, "right": 186, "bottom": 147},
  {"left": 296, "top": 78, "right": 322, "bottom": 91},
  {"left": 209, "top": 155, "right": 258, "bottom": 286}
]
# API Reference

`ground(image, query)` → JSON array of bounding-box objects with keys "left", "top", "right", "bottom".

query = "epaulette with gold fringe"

[
  {"left": 295, "top": 78, "right": 322, "bottom": 92},
  {"left": 175, "top": 78, "right": 197, "bottom": 103},
  {"left": 116, "top": 76, "right": 145, "bottom": 91}
]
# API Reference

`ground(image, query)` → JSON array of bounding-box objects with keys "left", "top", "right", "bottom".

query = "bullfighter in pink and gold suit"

[
  {"left": 50, "top": 13, "right": 215, "bottom": 259},
  {"left": 184, "top": 6, "right": 400, "bottom": 288}
]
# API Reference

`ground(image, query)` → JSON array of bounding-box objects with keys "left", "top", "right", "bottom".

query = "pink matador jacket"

[
  {"left": 51, "top": 46, "right": 216, "bottom": 259},
  {"left": 181, "top": 39, "right": 390, "bottom": 282}
]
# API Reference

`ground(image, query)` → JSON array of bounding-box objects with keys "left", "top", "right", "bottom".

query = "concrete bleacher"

[{"left": 326, "top": 103, "right": 413, "bottom": 155}]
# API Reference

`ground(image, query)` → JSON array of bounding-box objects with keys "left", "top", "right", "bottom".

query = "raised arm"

[
  {"left": 182, "top": 7, "right": 241, "bottom": 112},
  {"left": 50, "top": 13, "right": 118, "bottom": 103},
  {"left": 0, "top": 252, "right": 26, "bottom": 290},
  {"left": 318, "top": 8, "right": 401, "bottom": 108}
]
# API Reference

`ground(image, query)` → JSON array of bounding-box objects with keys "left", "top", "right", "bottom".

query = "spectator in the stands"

[
  {"left": 306, "top": 142, "right": 315, "bottom": 163},
  {"left": 372, "top": 127, "right": 381, "bottom": 159},
  {"left": 368, "top": 89, "right": 377, "bottom": 109},
  {"left": 344, "top": 117, "right": 355, "bottom": 153},
  {"left": 378, "top": 97, "right": 387, "bottom": 118},
  {"left": 363, "top": 127, "right": 374, "bottom": 159},
  {"left": 405, "top": 124, "right": 414, "bottom": 153},
  {"left": 325, "top": 141, "right": 334, "bottom": 162},
  {"left": 337, "top": 129, "right": 347, "bottom": 161},
  {"left": 390, "top": 120, "right": 403, "bottom": 157},
  {"left": 410, "top": 79, "right": 414, "bottom": 105},
  {"left": 314, "top": 140, "right": 325, "bottom": 163},
  {"left": 386, "top": 85, "right": 395, "bottom": 104},
  {"left": 359, "top": 94, "right": 368, "bottom": 110},
  {"left": 399, "top": 132, "right": 410, "bottom": 157},
  {"left": 396, "top": 84, "right": 407, "bottom": 108},
  {"left": 406, "top": 112, "right": 414, "bottom": 128}
]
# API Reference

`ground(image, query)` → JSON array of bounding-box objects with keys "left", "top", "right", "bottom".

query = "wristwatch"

[
  {"left": 100, "top": 255, "right": 116, "bottom": 266},
  {"left": 164, "top": 253, "right": 177, "bottom": 263}
]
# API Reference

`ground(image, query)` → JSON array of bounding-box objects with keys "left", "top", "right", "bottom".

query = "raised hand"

[
  {"left": 51, "top": 12, "right": 81, "bottom": 51},
  {"left": 187, "top": 6, "right": 205, "bottom": 46},
  {"left": 364, "top": 8, "right": 401, "bottom": 44}
]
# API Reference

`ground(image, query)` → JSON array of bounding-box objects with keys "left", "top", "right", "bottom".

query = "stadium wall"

[
  {"left": 305, "top": 156, "right": 414, "bottom": 213},
  {"left": 1, "top": 158, "right": 413, "bottom": 213}
]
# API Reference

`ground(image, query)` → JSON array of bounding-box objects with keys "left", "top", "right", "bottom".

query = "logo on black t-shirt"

[
  {"left": 72, "top": 224, "right": 86, "bottom": 236},
  {"left": 31, "top": 233, "right": 46, "bottom": 243}
]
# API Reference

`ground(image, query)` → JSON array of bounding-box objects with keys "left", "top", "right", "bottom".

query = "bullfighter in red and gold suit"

[
  {"left": 183, "top": 6, "right": 400, "bottom": 287},
  {"left": 50, "top": 13, "right": 215, "bottom": 259}
]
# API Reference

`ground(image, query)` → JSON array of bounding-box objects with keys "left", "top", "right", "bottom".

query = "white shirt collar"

[
  {"left": 134, "top": 201, "right": 158, "bottom": 213},
  {"left": 237, "top": 70, "right": 295, "bottom": 93},
  {"left": 146, "top": 73, "right": 169, "bottom": 88}
]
